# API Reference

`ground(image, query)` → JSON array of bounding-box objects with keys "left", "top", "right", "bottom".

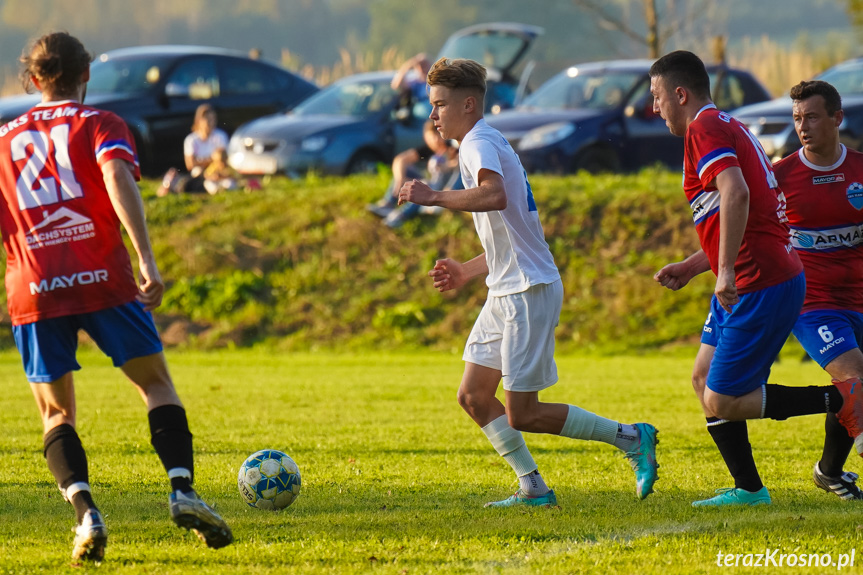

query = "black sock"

[
  {"left": 148, "top": 405, "right": 195, "bottom": 494},
  {"left": 706, "top": 418, "right": 763, "bottom": 492},
  {"left": 43, "top": 424, "right": 97, "bottom": 522},
  {"left": 819, "top": 413, "right": 853, "bottom": 477},
  {"left": 763, "top": 384, "right": 842, "bottom": 420}
]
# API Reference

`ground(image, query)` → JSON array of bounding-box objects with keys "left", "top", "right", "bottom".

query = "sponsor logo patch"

[
  {"left": 812, "top": 173, "right": 845, "bottom": 185},
  {"left": 25, "top": 207, "right": 95, "bottom": 250}
]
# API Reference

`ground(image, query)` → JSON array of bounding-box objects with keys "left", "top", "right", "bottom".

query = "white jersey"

[
  {"left": 183, "top": 129, "right": 228, "bottom": 163},
  {"left": 459, "top": 119, "right": 560, "bottom": 296}
]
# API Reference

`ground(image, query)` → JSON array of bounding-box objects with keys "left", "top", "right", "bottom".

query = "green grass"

[{"left": 1, "top": 348, "right": 862, "bottom": 574}]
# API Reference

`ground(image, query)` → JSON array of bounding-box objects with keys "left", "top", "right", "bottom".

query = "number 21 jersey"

[{"left": 0, "top": 101, "right": 141, "bottom": 325}]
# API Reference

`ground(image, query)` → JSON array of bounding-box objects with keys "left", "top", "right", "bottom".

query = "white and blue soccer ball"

[{"left": 237, "top": 449, "right": 301, "bottom": 510}]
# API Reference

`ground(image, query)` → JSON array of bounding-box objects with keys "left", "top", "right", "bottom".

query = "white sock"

[
  {"left": 560, "top": 404, "right": 620, "bottom": 446},
  {"left": 518, "top": 470, "right": 550, "bottom": 497},
  {"left": 481, "top": 415, "right": 539, "bottom": 477}
]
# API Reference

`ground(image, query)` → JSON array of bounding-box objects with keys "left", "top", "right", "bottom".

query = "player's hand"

[
  {"left": 654, "top": 261, "right": 694, "bottom": 291},
  {"left": 714, "top": 268, "right": 738, "bottom": 313},
  {"left": 428, "top": 258, "right": 464, "bottom": 292},
  {"left": 137, "top": 258, "right": 164, "bottom": 311},
  {"left": 399, "top": 179, "right": 435, "bottom": 206}
]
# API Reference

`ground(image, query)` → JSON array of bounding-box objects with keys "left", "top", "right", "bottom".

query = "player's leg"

[
  {"left": 460, "top": 298, "right": 554, "bottom": 508},
  {"left": 794, "top": 310, "right": 863, "bottom": 499},
  {"left": 692, "top": 305, "right": 768, "bottom": 507},
  {"left": 15, "top": 318, "right": 108, "bottom": 562},
  {"left": 500, "top": 280, "right": 658, "bottom": 499},
  {"left": 82, "top": 303, "right": 232, "bottom": 548}
]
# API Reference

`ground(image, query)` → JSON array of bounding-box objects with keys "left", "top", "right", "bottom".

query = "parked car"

[
  {"left": 228, "top": 71, "right": 429, "bottom": 176},
  {"left": 486, "top": 59, "right": 772, "bottom": 173},
  {"left": 0, "top": 45, "right": 318, "bottom": 175},
  {"left": 734, "top": 58, "right": 863, "bottom": 162},
  {"left": 437, "top": 22, "right": 544, "bottom": 113}
]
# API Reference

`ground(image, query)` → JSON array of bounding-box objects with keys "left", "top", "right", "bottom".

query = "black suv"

[{"left": 0, "top": 45, "right": 318, "bottom": 175}]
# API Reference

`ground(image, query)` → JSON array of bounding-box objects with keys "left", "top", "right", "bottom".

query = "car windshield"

[
  {"left": 292, "top": 78, "right": 396, "bottom": 117},
  {"left": 818, "top": 61, "right": 863, "bottom": 95},
  {"left": 438, "top": 31, "right": 527, "bottom": 71},
  {"left": 520, "top": 68, "right": 643, "bottom": 110},
  {"left": 88, "top": 55, "right": 171, "bottom": 96}
]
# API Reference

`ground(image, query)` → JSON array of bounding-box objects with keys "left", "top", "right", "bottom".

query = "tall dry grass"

[{"left": 727, "top": 34, "right": 853, "bottom": 97}]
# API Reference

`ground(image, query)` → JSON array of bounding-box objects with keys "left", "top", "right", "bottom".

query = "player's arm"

[
  {"left": 102, "top": 158, "right": 164, "bottom": 311},
  {"left": 654, "top": 250, "right": 710, "bottom": 291},
  {"left": 428, "top": 254, "right": 488, "bottom": 292},
  {"left": 713, "top": 166, "right": 749, "bottom": 312},
  {"left": 399, "top": 168, "right": 506, "bottom": 212}
]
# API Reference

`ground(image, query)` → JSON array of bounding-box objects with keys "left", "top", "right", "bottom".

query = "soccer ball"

[{"left": 237, "top": 449, "right": 302, "bottom": 510}]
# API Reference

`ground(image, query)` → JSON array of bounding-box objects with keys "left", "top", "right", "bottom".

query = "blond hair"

[{"left": 427, "top": 57, "right": 487, "bottom": 98}]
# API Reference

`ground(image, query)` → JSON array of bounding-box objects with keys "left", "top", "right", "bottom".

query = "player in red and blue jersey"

[
  {"left": 774, "top": 80, "right": 863, "bottom": 500},
  {"left": 649, "top": 51, "right": 863, "bottom": 507},
  {"left": 0, "top": 32, "right": 231, "bottom": 563}
]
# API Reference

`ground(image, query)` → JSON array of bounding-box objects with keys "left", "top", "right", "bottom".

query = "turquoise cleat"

[
  {"left": 692, "top": 486, "right": 772, "bottom": 507},
  {"left": 484, "top": 488, "right": 557, "bottom": 508},
  {"left": 624, "top": 423, "right": 659, "bottom": 500}
]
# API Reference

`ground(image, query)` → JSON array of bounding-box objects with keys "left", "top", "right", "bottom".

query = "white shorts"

[{"left": 463, "top": 280, "right": 562, "bottom": 392}]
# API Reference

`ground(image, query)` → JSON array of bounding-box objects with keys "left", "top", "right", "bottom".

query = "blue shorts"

[
  {"left": 12, "top": 301, "right": 163, "bottom": 383},
  {"left": 793, "top": 309, "right": 863, "bottom": 369},
  {"left": 700, "top": 272, "right": 805, "bottom": 396}
]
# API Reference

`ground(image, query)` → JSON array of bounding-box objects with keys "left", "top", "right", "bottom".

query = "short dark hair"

[
  {"left": 649, "top": 50, "right": 711, "bottom": 100},
  {"left": 427, "top": 57, "right": 486, "bottom": 98},
  {"left": 20, "top": 32, "right": 92, "bottom": 97},
  {"left": 790, "top": 80, "right": 842, "bottom": 116}
]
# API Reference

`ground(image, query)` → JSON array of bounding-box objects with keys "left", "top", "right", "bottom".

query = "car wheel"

[
  {"left": 573, "top": 147, "right": 621, "bottom": 174},
  {"left": 346, "top": 151, "right": 383, "bottom": 175}
]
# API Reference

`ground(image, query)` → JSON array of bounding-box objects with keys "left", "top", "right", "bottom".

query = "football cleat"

[
  {"left": 692, "top": 486, "right": 771, "bottom": 507},
  {"left": 833, "top": 378, "right": 863, "bottom": 454},
  {"left": 484, "top": 488, "right": 557, "bottom": 508},
  {"left": 170, "top": 490, "right": 233, "bottom": 549},
  {"left": 71, "top": 509, "right": 108, "bottom": 563},
  {"left": 813, "top": 462, "right": 863, "bottom": 500},
  {"left": 624, "top": 423, "right": 659, "bottom": 500}
]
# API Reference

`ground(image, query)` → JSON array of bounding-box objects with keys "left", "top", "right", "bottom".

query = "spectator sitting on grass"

[
  {"left": 367, "top": 119, "right": 461, "bottom": 228},
  {"left": 157, "top": 104, "right": 228, "bottom": 196}
]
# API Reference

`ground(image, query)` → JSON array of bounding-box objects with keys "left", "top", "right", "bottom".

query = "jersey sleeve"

[
  {"left": 93, "top": 112, "right": 140, "bottom": 180},
  {"left": 461, "top": 136, "right": 503, "bottom": 184},
  {"left": 688, "top": 115, "right": 740, "bottom": 187}
]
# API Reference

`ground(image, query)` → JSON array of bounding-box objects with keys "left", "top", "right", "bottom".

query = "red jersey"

[
  {"left": 774, "top": 146, "right": 863, "bottom": 313},
  {"left": 0, "top": 100, "right": 141, "bottom": 325},
  {"left": 684, "top": 105, "right": 802, "bottom": 294}
]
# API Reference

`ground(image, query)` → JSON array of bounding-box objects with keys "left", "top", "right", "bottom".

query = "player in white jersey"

[{"left": 399, "top": 57, "right": 659, "bottom": 506}]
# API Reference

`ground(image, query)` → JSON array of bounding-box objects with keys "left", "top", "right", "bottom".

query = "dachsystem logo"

[{"left": 25, "top": 207, "right": 96, "bottom": 250}]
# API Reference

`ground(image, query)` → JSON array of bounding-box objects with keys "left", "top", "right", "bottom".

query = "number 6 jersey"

[{"left": 0, "top": 100, "right": 141, "bottom": 325}]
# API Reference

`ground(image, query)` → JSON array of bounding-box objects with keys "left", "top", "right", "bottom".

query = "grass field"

[{"left": 1, "top": 348, "right": 861, "bottom": 574}]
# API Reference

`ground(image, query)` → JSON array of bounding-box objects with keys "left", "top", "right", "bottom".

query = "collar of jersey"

[
  {"left": 35, "top": 99, "right": 79, "bottom": 108},
  {"left": 694, "top": 103, "right": 717, "bottom": 121},
  {"left": 798, "top": 144, "right": 847, "bottom": 172}
]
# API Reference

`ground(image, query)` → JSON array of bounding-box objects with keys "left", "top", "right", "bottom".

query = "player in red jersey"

[
  {"left": 0, "top": 32, "right": 231, "bottom": 563},
  {"left": 649, "top": 51, "right": 863, "bottom": 507},
  {"left": 774, "top": 80, "right": 863, "bottom": 500}
]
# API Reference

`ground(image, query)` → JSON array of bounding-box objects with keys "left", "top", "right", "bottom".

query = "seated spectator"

[
  {"left": 367, "top": 119, "right": 461, "bottom": 228},
  {"left": 157, "top": 104, "right": 228, "bottom": 196}
]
